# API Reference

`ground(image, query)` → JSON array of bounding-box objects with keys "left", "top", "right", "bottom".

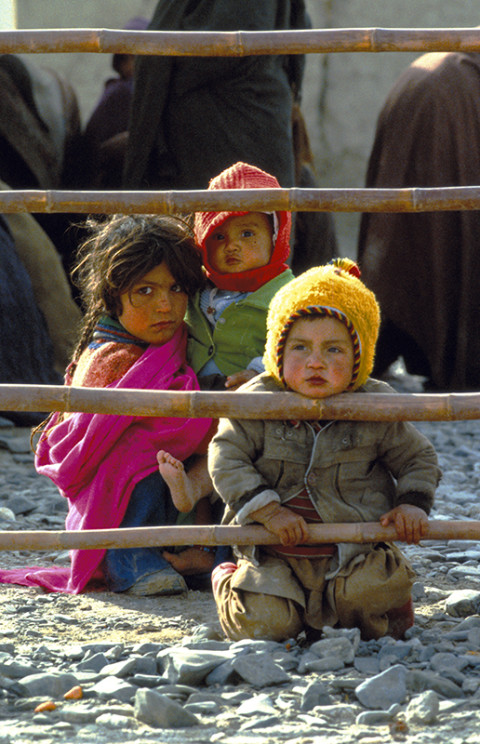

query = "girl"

[{"left": 0, "top": 214, "right": 215, "bottom": 595}]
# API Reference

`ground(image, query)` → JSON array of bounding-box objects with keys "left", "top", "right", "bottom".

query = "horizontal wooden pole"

[
  {"left": 0, "top": 521, "right": 478, "bottom": 551},
  {"left": 2, "top": 187, "right": 480, "bottom": 215},
  {"left": 1, "top": 28, "right": 480, "bottom": 56},
  {"left": 2, "top": 384, "right": 480, "bottom": 421}
]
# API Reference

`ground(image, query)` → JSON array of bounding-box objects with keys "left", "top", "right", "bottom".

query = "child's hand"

[
  {"left": 380, "top": 504, "right": 428, "bottom": 544},
  {"left": 225, "top": 369, "right": 257, "bottom": 390},
  {"left": 250, "top": 502, "right": 310, "bottom": 545}
]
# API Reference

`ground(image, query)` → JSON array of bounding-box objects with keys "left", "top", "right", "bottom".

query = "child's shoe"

[{"left": 125, "top": 566, "right": 187, "bottom": 596}]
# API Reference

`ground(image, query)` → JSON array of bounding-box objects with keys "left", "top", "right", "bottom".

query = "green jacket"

[{"left": 185, "top": 269, "right": 294, "bottom": 376}]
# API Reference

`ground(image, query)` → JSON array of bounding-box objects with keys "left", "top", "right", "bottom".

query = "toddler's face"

[
  {"left": 118, "top": 262, "right": 187, "bottom": 345},
  {"left": 283, "top": 316, "right": 354, "bottom": 398},
  {"left": 205, "top": 212, "right": 274, "bottom": 274}
]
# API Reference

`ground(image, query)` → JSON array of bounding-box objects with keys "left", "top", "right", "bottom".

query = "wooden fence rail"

[
  {"left": 0, "top": 27, "right": 480, "bottom": 56},
  {"left": 2, "top": 186, "right": 480, "bottom": 214},
  {"left": 2, "top": 384, "right": 480, "bottom": 421},
  {"left": 0, "top": 24, "right": 478, "bottom": 556},
  {"left": 1, "top": 521, "right": 480, "bottom": 552}
]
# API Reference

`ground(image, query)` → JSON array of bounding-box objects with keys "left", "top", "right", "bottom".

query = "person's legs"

[
  {"left": 103, "top": 470, "right": 187, "bottom": 595},
  {"left": 212, "top": 561, "right": 303, "bottom": 642},
  {"left": 331, "top": 544, "right": 415, "bottom": 640}
]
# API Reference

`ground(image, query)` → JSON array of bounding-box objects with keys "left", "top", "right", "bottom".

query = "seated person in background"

[{"left": 80, "top": 16, "right": 149, "bottom": 188}]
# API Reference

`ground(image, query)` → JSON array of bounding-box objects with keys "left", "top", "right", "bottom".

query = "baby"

[{"left": 186, "top": 160, "right": 295, "bottom": 389}]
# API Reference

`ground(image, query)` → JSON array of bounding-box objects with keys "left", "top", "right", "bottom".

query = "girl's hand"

[
  {"left": 250, "top": 502, "right": 310, "bottom": 545},
  {"left": 380, "top": 504, "right": 428, "bottom": 544},
  {"left": 225, "top": 369, "right": 257, "bottom": 389}
]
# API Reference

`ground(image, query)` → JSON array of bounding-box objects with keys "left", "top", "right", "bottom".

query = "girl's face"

[
  {"left": 282, "top": 316, "right": 354, "bottom": 398},
  {"left": 205, "top": 212, "right": 274, "bottom": 273},
  {"left": 118, "top": 262, "right": 188, "bottom": 345}
]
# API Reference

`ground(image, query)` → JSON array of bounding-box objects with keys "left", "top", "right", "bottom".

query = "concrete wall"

[{"left": 15, "top": 0, "right": 480, "bottom": 256}]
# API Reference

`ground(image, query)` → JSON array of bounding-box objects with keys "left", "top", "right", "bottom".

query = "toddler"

[{"left": 209, "top": 259, "right": 441, "bottom": 641}]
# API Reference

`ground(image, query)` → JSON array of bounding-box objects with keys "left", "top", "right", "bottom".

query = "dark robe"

[
  {"left": 123, "top": 0, "right": 308, "bottom": 191},
  {"left": 80, "top": 77, "right": 133, "bottom": 188},
  {"left": 0, "top": 216, "right": 60, "bottom": 424},
  {"left": 0, "top": 54, "right": 82, "bottom": 277},
  {"left": 358, "top": 52, "right": 480, "bottom": 392}
]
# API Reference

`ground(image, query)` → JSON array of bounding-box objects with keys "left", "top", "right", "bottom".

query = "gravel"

[{"left": 1, "top": 366, "right": 480, "bottom": 743}]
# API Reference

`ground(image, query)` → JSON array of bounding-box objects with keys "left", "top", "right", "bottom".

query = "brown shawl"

[{"left": 358, "top": 51, "right": 480, "bottom": 391}]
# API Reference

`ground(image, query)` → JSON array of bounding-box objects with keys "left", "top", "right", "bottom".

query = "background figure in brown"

[
  {"left": 123, "top": 0, "right": 336, "bottom": 275},
  {"left": 0, "top": 53, "right": 82, "bottom": 277},
  {"left": 358, "top": 51, "right": 480, "bottom": 392}
]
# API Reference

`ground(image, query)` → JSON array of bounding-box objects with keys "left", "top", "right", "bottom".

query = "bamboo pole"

[
  {"left": 1, "top": 28, "right": 480, "bottom": 56},
  {"left": 2, "top": 384, "right": 480, "bottom": 421},
  {"left": 0, "top": 521, "right": 478, "bottom": 552},
  {"left": 1, "top": 187, "right": 480, "bottom": 215}
]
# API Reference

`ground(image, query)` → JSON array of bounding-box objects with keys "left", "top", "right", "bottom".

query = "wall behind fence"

[
  {"left": 301, "top": 0, "right": 480, "bottom": 255},
  {"left": 15, "top": 0, "right": 480, "bottom": 255}
]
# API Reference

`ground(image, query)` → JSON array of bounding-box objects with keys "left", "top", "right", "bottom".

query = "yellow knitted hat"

[{"left": 264, "top": 258, "right": 381, "bottom": 391}]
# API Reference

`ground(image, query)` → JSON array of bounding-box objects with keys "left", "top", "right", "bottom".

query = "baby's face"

[
  {"left": 283, "top": 316, "right": 354, "bottom": 398},
  {"left": 205, "top": 212, "right": 274, "bottom": 274}
]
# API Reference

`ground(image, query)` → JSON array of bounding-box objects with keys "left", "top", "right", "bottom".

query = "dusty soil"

[
  {"left": 0, "top": 434, "right": 220, "bottom": 652},
  {"left": 0, "top": 575, "right": 219, "bottom": 651},
  {"left": 0, "top": 571, "right": 458, "bottom": 658}
]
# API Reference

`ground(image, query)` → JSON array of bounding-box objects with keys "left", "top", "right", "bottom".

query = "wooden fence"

[{"left": 1, "top": 25, "right": 479, "bottom": 552}]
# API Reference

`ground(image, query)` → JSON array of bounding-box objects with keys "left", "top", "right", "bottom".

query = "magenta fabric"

[{"left": 0, "top": 326, "right": 212, "bottom": 593}]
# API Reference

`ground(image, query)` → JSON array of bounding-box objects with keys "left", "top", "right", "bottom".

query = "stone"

[
  {"left": 91, "top": 676, "right": 137, "bottom": 703},
  {"left": 406, "top": 690, "right": 439, "bottom": 725},
  {"left": 18, "top": 672, "right": 79, "bottom": 698},
  {"left": 445, "top": 590, "right": 480, "bottom": 618},
  {"left": 355, "top": 665, "right": 408, "bottom": 710},
  {"left": 232, "top": 652, "right": 291, "bottom": 687},
  {"left": 159, "top": 647, "right": 234, "bottom": 686},
  {"left": 133, "top": 687, "right": 199, "bottom": 728}
]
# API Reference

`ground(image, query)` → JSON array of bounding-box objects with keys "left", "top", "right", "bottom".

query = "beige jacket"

[{"left": 209, "top": 374, "right": 441, "bottom": 602}]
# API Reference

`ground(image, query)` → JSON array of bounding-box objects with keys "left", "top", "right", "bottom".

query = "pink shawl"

[{"left": 0, "top": 326, "right": 212, "bottom": 593}]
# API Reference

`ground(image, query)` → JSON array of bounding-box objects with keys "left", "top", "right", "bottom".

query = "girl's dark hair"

[{"left": 71, "top": 213, "right": 205, "bottom": 362}]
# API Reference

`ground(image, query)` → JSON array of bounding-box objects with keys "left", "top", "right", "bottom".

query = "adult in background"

[
  {"left": 123, "top": 0, "right": 337, "bottom": 274},
  {"left": 358, "top": 51, "right": 480, "bottom": 392},
  {"left": 80, "top": 16, "right": 149, "bottom": 189}
]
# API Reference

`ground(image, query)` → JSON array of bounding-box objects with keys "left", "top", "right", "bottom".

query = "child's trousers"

[{"left": 213, "top": 544, "right": 415, "bottom": 642}]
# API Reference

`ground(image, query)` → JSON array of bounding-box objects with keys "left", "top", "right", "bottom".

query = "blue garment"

[
  {"left": 103, "top": 470, "right": 178, "bottom": 592},
  {"left": 103, "top": 469, "right": 231, "bottom": 592}
]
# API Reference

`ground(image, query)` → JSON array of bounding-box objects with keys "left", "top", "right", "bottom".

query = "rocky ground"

[{"left": 0, "top": 367, "right": 480, "bottom": 743}]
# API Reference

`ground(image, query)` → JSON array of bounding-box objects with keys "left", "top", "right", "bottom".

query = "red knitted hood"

[{"left": 194, "top": 162, "right": 291, "bottom": 292}]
